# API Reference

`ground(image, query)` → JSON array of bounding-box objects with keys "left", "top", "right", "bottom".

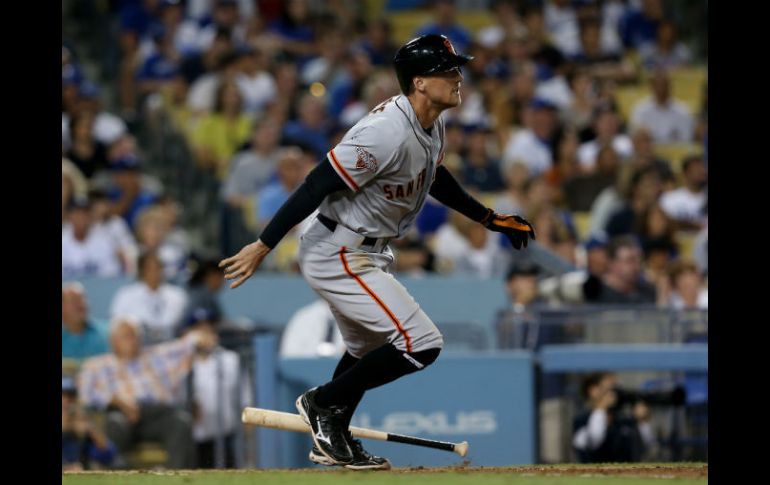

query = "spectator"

[
  {"left": 136, "top": 24, "right": 182, "bottom": 97},
  {"left": 605, "top": 166, "right": 663, "bottom": 237},
  {"left": 77, "top": 317, "right": 215, "bottom": 469},
  {"left": 183, "top": 309, "right": 250, "bottom": 468},
  {"left": 235, "top": 46, "right": 278, "bottom": 117},
  {"left": 62, "top": 158, "right": 89, "bottom": 218},
  {"left": 583, "top": 233, "right": 610, "bottom": 277},
  {"left": 267, "top": 0, "right": 317, "bottom": 60},
  {"left": 415, "top": 0, "right": 472, "bottom": 54},
  {"left": 62, "top": 376, "right": 116, "bottom": 470},
  {"left": 659, "top": 154, "right": 707, "bottom": 229},
  {"left": 460, "top": 123, "right": 505, "bottom": 192},
  {"left": 138, "top": 0, "right": 200, "bottom": 59},
  {"left": 186, "top": 49, "right": 242, "bottom": 115},
  {"left": 630, "top": 69, "right": 694, "bottom": 144},
  {"left": 502, "top": 98, "right": 560, "bottom": 178},
  {"left": 90, "top": 190, "right": 139, "bottom": 276},
  {"left": 62, "top": 282, "right": 109, "bottom": 362},
  {"left": 279, "top": 299, "right": 345, "bottom": 358},
  {"left": 357, "top": 18, "right": 397, "bottom": 67},
  {"left": 184, "top": 260, "right": 225, "bottom": 325},
  {"left": 107, "top": 154, "right": 159, "bottom": 230},
  {"left": 432, "top": 210, "right": 510, "bottom": 278},
  {"left": 639, "top": 19, "right": 692, "bottom": 69},
  {"left": 328, "top": 47, "right": 376, "bottom": 123},
  {"left": 300, "top": 29, "right": 348, "bottom": 87},
  {"left": 282, "top": 93, "right": 331, "bottom": 159},
  {"left": 571, "top": 18, "right": 636, "bottom": 84},
  {"left": 62, "top": 198, "right": 124, "bottom": 278},
  {"left": 532, "top": 45, "right": 573, "bottom": 111},
  {"left": 495, "top": 259, "right": 547, "bottom": 349},
  {"left": 134, "top": 206, "right": 189, "bottom": 281},
  {"left": 257, "top": 147, "right": 312, "bottom": 227},
  {"left": 619, "top": 0, "right": 664, "bottom": 49},
  {"left": 659, "top": 260, "right": 708, "bottom": 310},
  {"left": 587, "top": 235, "right": 656, "bottom": 304},
  {"left": 110, "top": 251, "right": 189, "bottom": 344},
  {"left": 195, "top": 0, "right": 247, "bottom": 52},
  {"left": 623, "top": 127, "right": 675, "bottom": 188},
  {"left": 66, "top": 111, "right": 110, "bottom": 179},
  {"left": 544, "top": 0, "right": 580, "bottom": 57},
  {"left": 191, "top": 79, "right": 253, "bottom": 179},
  {"left": 573, "top": 372, "right": 656, "bottom": 463},
  {"left": 563, "top": 68, "right": 597, "bottom": 134},
  {"left": 565, "top": 145, "right": 621, "bottom": 212},
  {"left": 577, "top": 105, "right": 633, "bottom": 172},
  {"left": 477, "top": 0, "right": 526, "bottom": 49},
  {"left": 62, "top": 82, "right": 128, "bottom": 147}
]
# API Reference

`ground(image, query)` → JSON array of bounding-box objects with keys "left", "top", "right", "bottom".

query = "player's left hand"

[
  {"left": 484, "top": 212, "right": 536, "bottom": 250},
  {"left": 219, "top": 239, "right": 272, "bottom": 289}
]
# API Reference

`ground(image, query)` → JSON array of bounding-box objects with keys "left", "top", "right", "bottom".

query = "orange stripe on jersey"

[
  {"left": 329, "top": 149, "right": 360, "bottom": 192},
  {"left": 339, "top": 248, "right": 412, "bottom": 352}
]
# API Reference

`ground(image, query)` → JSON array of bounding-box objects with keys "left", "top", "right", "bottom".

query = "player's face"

[{"left": 423, "top": 67, "right": 464, "bottom": 108}]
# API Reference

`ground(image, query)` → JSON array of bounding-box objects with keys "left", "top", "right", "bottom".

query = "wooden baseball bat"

[{"left": 242, "top": 407, "right": 469, "bottom": 457}]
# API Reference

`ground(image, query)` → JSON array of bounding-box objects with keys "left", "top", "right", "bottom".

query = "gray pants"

[
  {"left": 298, "top": 217, "right": 443, "bottom": 358},
  {"left": 106, "top": 403, "right": 194, "bottom": 469}
]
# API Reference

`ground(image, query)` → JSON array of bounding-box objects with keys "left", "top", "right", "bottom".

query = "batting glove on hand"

[{"left": 482, "top": 210, "right": 536, "bottom": 250}]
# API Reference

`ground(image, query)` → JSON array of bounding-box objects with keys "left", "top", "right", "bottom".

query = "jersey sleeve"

[{"left": 326, "top": 118, "right": 401, "bottom": 192}]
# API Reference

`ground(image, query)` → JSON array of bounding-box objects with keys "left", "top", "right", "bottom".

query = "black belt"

[{"left": 317, "top": 213, "right": 379, "bottom": 246}]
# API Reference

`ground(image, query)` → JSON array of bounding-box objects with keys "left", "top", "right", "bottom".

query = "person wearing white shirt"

[
  {"left": 110, "top": 252, "right": 189, "bottom": 344},
  {"left": 62, "top": 199, "right": 123, "bottom": 278},
  {"left": 235, "top": 47, "right": 278, "bottom": 117},
  {"left": 659, "top": 155, "right": 707, "bottom": 228},
  {"left": 280, "top": 300, "right": 346, "bottom": 358},
  {"left": 502, "top": 99, "right": 559, "bottom": 178},
  {"left": 578, "top": 107, "right": 634, "bottom": 171},
  {"left": 630, "top": 70, "right": 694, "bottom": 144}
]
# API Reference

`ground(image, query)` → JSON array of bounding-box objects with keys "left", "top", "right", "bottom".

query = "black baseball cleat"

[
  {"left": 296, "top": 388, "right": 353, "bottom": 464},
  {"left": 308, "top": 433, "right": 391, "bottom": 470}
]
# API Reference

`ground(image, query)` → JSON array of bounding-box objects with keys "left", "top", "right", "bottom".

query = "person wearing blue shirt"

[
  {"left": 415, "top": 0, "right": 472, "bottom": 54},
  {"left": 62, "top": 283, "right": 109, "bottom": 361}
]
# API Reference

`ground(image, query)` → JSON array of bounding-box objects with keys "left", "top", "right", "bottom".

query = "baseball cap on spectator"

[
  {"left": 183, "top": 307, "right": 220, "bottom": 331},
  {"left": 506, "top": 259, "right": 541, "bottom": 280},
  {"left": 584, "top": 233, "right": 609, "bottom": 251},
  {"left": 529, "top": 97, "right": 558, "bottom": 111},
  {"left": 110, "top": 154, "right": 142, "bottom": 171},
  {"left": 67, "top": 196, "right": 92, "bottom": 211},
  {"left": 78, "top": 81, "right": 101, "bottom": 99},
  {"left": 62, "top": 376, "right": 77, "bottom": 395}
]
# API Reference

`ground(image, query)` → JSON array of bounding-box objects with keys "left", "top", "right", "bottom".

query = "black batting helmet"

[{"left": 393, "top": 34, "right": 474, "bottom": 94}]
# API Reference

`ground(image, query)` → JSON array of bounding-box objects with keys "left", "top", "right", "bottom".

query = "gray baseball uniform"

[{"left": 298, "top": 95, "right": 445, "bottom": 358}]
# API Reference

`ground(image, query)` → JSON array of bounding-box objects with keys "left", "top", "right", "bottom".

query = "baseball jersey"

[{"left": 320, "top": 95, "right": 446, "bottom": 238}]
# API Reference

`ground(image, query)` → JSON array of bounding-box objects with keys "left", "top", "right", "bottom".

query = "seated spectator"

[
  {"left": 62, "top": 81, "right": 127, "bottom": 147},
  {"left": 62, "top": 158, "right": 89, "bottom": 220},
  {"left": 583, "top": 233, "right": 609, "bottom": 277},
  {"left": 222, "top": 120, "right": 283, "bottom": 209},
  {"left": 134, "top": 206, "right": 189, "bottom": 282},
  {"left": 267, "top": 0, "right": 317, "bottom": 61},
  {"left": 62, "top": 198, "right": 124, "bottom": 278},
  {"left": 414, "top": 0, "right": 472, "bottom": 53},
  {"left": 565, "top": 146, "right": 621, "bottom": 212},
  {"left": 432, "top": 211, "right": 511, "bottom": 278},
  {"left": 62, "top": 282, "right": 109, "bottom": 362},
  {"left": 659, "top": 260, "right": 708, "bottom": 310},
  {"left": 190, "top": 79, "right": 253, "bottom": 180},
  {"left": 495, "top": 259, "right": 548, "bottom": 349},
  {"left": 586, "top": 235, "right": 656, "bottom": 304},
  {"left": 62, "top": 376, "right": 116, "bottom": 470},
  {"left": 282, "top": 93, "right": 331, "bottom": 160},
  {"left": 571, "top": 18, "right": 636, "bottom": 84},
  {"left": 659, "top": 154, "right": 707, "bottom": 230},
  {"left": 110, "top": 251, "right": 189, "bottom": 344},
  {"left": 257, "top": 147, "right": 311, "bottom": 227},
  {"left": 630, "top": 69, "right": 694, "bottom": 144},
  {"left": 573, "top": 372, "right": 656, "bottom": 463},
  {"left": 136, "top": 24, "right": 182, "bottom": 97},
  {"left": 235, "top": 45, "right": 278, "bottom": 117},
  {"left": 638, "top": 19, "right": 692, "bottom": 69},
  {"left": 90, "top": 189, "right": 139, "bottom": 276},
  {"left": 106, "top": 154, "right": 159, "bottom": 230},
  {"left": 66, "top": 111, "right": 110, "bottom": 179},
  {"left": 622, "top": 127, "right": 675, "bottom": 189},
  {"left": 460, "top": 123, "right": 506, "bottom": 192},
  {"left": 618, "top": 0, "right": 664, "bottom": 50},
  {"left": 77, "top": 317, "right": 215, "bottom": 469},
  {"left": 502, "top": 98, "right": 559, "bottom": 178},
  {"left": 577, "top": 105, "right": 633, "bottom": 172},
  {"left": 356, "top": 17, "right": 397, "bottom": 67},
  {"left": 279, "top": 299, "right": 345, "bottom": 358},
  {"left": 605, "top": 166, "right": 663, "bottom": 237}
]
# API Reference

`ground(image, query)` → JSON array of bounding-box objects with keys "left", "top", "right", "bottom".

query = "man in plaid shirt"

[{"left": 78, "top": 316, "right": 215, "bottom": 468}]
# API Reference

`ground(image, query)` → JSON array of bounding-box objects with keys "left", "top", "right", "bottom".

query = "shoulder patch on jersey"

[{"left": 354, "top": 146, "right": 378, "bottom": 173}]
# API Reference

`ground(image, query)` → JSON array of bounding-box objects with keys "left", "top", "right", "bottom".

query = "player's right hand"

[
  {"left": 484, "top": 212, "right": 536, "bottom": 250},
  {"left": 219, "top": 239, "right": 272, "bottom": 289}
]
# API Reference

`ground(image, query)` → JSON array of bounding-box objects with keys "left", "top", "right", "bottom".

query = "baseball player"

[{"left": 219, "top": 34, "right": 535, "bottom": 470}]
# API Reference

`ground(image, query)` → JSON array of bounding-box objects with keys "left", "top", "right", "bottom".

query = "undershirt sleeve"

[{"left": 429, "top": 165, "right": 492, "bottom": 223}]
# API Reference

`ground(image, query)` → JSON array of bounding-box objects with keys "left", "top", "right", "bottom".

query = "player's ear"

[{"left": 413, "top": 76, "right": 426, "bottom": 93}]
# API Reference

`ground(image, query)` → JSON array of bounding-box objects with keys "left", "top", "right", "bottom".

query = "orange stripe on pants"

[{"left": 339, "top": 247, "right": 412, "bottom": 352}]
